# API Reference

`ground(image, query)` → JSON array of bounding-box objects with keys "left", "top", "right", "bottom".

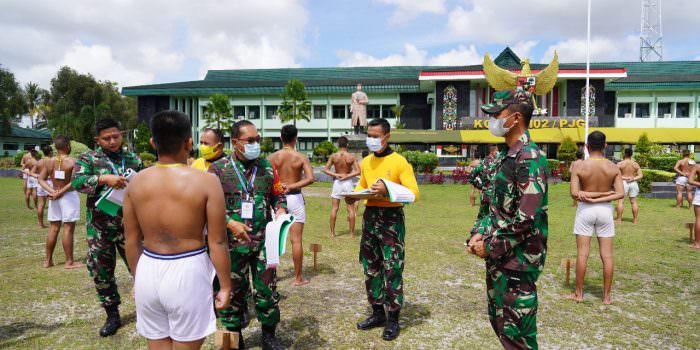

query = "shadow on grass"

[
  {"left": 401, "top": 302, "right": 431, "bottom": 330},
  {"left": 0, "top": 321, "right": 64, "bottom": 348},
  {"left": 278, "top": 264, "right": 336, "bottom": 282}
]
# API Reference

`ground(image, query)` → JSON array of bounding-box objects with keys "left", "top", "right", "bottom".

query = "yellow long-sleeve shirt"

[{"left": 355, "top": 151, "right": 420, "bottom": 207}]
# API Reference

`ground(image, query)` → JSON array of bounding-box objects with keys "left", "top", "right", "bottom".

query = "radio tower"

[{"left": 640, "top": 0, "right": 663, "bottom": 61}]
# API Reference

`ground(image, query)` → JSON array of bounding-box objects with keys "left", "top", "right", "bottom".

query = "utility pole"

[{"left": 640, "top": 0, "right": 663, "bottom": 62}]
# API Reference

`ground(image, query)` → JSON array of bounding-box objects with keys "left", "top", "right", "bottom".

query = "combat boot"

[
  {"left": 356, "top": 304, "right": 386, "bottom": 330},
  {"left": 261, "top": 325, "right": 285, "bottom": 350},
  {"left": 225, "top": 327, "right": 245, "bottom": 349},
  {"left": 99, "top": 305, "right": 121, "bottom": 337},
  {"left": 382, "top": 310, "right": 400, "bottom": 341}
]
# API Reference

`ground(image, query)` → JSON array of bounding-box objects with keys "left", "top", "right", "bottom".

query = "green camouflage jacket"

[
  {"left": 471, "top": 131, "right": 548, "bottom": 272},
  {"left": 469, "top": 154, "right": 500, "bottom": 220},
  {"left": 208, "top": 156, "right": 287, "bottom": 253},
  {"left": 72, "top": 147, "right": 143, "bottom": 228}
]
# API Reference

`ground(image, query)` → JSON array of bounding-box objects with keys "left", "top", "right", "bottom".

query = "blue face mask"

[
  {"left": 366, "top": 137, "right": 382, "bottom": 152},
  {"left": 238, "top": 142, "right": 260, "bottom": 160}
]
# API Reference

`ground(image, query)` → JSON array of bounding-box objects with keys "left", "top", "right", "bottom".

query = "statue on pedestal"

[{"left": 350, "top": 83, "right": 369, "bottom": 134}]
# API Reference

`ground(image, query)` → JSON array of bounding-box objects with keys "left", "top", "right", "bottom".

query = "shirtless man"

[
  {"left": 466, "top": 152, "right": 482, "bottom": 207},
  {"left": 38, "top": 136, "right": 85, "bottom": 269},
  {"left": 616, "top": 148, "right": 643, "bottom": 224},
  {"left": 20, "top": 150, "right": 34, "bottom": 209},
  {"left": 268, "top": 124, "right": 315, "bottom": 286},
  {"left": 570, "top": 149, "right": 584, "bottom": 207},
  {"left": 687, "top": 164, "right": 700, "bottom": 249},
  {"left": 567, "top": 131, "right": 623, "bottom": 305},
  {"left": 323, "top": 136, "right": 360, "bottom": 238},
  {"left": 22, "top": 150, "right": 39, "bottom": 210},
  {"left": 674, "top": 150, "right": 696, "bottom": 208},
  {"left": 30, "top": 146, "right": 54, "bottom": 228},
  {"left": 124, "top": 110, "right": 231, "bottom": 350}
]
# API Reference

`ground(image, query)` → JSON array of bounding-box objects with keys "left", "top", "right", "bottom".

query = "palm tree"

[
  {"left": 202, "top": 94, "right": 233, "bottom": 132},
  {"left": 278, "top": 79, "right": 311, "bottom": 126},
  {"left": 391, "top": 104, "right": 405, "bottom": 129},
  {"left": 24, "top": 82, "right": 42, "bottom": 128}
]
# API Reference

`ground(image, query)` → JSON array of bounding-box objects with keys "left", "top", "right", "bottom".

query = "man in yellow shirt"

[
  {"left": 346, "top": 118, "right": 419, "bottom": 341},
  {"left": 191, "top": 128, "right": 225, "bottom": 171}
]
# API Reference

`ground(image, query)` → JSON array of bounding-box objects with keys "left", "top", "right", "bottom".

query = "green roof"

[
  {"left": 203, "top": 66, "right": 425, "bottom": 82},
  {"left": 1, "top": 126, "right": 52, "bottom": 140},
  {"left": 604, "top": 61, "right": 700, "bottom": 90}
]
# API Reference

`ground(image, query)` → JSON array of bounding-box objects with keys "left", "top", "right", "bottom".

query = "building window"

[
  {"left": 233, "top": 106, "right": 245, "bottom": 119},
  {"left": 676, "top": 102, "right": 690, "bottom": 118},
  {"left": 332, "top": 105, "right": 346, "bottom": 119},
  {"left": 635, "top": 103, "right": 650, "bottom": 118},
  {"left": 382, "top": 105, "right": 395, "bottom": 118},
  {"left": 313, "top": 105, "right": 327, "bottom": 119},
  {"left": 3, "top": 143, "right": 19, "bottom": 151},
  {"left": 247, "top": 106, "right": 260, "bottom": 119},
  {"left": 367, "top": 105, "right": 380, "bottom": 119},
  {"left": 657, "top": 102, "right": 672, "bottom": 117},
  {"left": 617, "top": 103, "right": 632, "bottom": 118},
  {"left": 265, "top": 106, "right": 279, "bottom": 120}
]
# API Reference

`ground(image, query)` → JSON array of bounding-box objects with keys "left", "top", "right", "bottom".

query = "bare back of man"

[
  {"left": 616, "top": 158, "right": 642, "bottom": 224},
  {"left": 324, "top": 148, "right": 360, "bottom": 238},
  {"left": 23, "top": 156, "right": 38, "bottom": 210},
  {"left": 568, "top": 154, "right": 623, "bottom": 305},
  {"left": 31, "top": 155, "right": 52, "bottom": 228},
  {"left": 674, "top": 155, "right": 696, "bottom": 208},
  {"left": 268, "top": 144, "right": 314, "bottom": 286}
]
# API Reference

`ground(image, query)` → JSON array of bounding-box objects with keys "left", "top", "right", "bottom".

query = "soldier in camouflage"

[
  {"left": 71, "top": 118, "right": 143, "bottom": 337},
  {"left": 468, "top": 90, "right": 548, "bottom": 350},
  {"left": 470, "top": 144, "right": 500, "bottom": 220},
  {"left": 208, "top": 120, "right": 287, "bottom": 350}
]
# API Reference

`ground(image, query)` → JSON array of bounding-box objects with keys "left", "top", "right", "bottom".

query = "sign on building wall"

[{"left": 442, "top": 85, "right": 458, "bottom": 130}]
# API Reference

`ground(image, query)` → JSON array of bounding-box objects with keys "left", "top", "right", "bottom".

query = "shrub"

[
  {"left": 647, "top": 156, "right": 680, "bottom": 172},
  {"left": 557, "top": 136, "right": 577, "bottom": 163},
  {"left": 0, "top": 157, "right": 15, "bottom": 169},
  {"left": 401, "top": 151, "right": 439, "bottom": 173},
  {"left": 456, "top": 160, "right": 470, "bottom": 167},
  {"left": 451, "top": 166, "right": 470, "bottom": 184},
  {"left": 68, "top": 140, "right": 91, "bottom": 158},
  {"left": 313, "top": 141, "right": 337, "bottom": 161},
  {"left": 639, "top": 169, "right": 676, "bottom": 193},
  {"left": 547, "top": 159, "right": 561, "bottom": 175},
  {"left": 260, "top": 137, "right": 275, "bottom": 156},
  {"left": 635, "top": 132, "right": 652, "bottom": 168},
  {"left": 133, "top": 121, "right": 153, "bottom": 154},
  {"left": 561, "top": 167, "right": 571, "bottom": 182},
  {"left": 139, "top": 152, "right": 156, "bottom": 167},
  {"left": 428, "top": 171, "right": 446, "bottom": 184}
]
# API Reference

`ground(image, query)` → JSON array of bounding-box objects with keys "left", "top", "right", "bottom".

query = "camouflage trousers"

[
  {"left": 216, "top": 249, "right": 280, "bottom": 329},
  {"left": 360, "top": 206, "right": 405, "bottom": 312},
  {"left": 86, "top": 224, "right": 128, "bottom": 308},
  {"left": 486, "top": 263, "right": 540, "bottom": 350}
]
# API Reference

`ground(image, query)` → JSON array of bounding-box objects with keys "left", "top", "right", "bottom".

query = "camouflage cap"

[{"left": 481, "top": 89, "right": 533, "bottom": 115}]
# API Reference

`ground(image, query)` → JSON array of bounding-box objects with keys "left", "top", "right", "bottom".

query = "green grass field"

[{"left": 0, "top": 177, "right": 698, "bottom": 349}]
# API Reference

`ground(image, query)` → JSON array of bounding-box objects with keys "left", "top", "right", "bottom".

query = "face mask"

[
  {"left": 488, "top": 113, "right": 515, "bottom": 137},
  {"left": 238, "top": 142, "right": 260, "bottom": 160},
  {"left": 199, "top": 143, "right": 220, "bottom": 160},
  {"left": 366, "top": 137, "right": 383, "bottom": 152}
]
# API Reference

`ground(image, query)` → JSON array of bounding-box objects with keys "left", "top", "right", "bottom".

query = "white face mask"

[
  {"left": 488, "top": 113, "right": 515, "bottom": 137},
  {"left": 366, "top": 137, "right": 383, "bottom": 152},
  {"left": 237, "top": 142, "right": 260, "bottom": 160}
]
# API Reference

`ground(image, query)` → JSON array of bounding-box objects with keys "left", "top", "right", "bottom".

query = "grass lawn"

[{"left": 0, "top": 177, "right": 698, "bottom": 349}]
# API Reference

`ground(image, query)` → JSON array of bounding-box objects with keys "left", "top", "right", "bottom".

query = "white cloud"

[
  {"left": 511, "top": 40, "right": 538, "bottom": 60},
  {"left": 337, "top": 43, "right": 482, "bottom": 67},
  {"left": 694, "top": 55, "right": 700, "bottom": 61},
  {"left": 379, "top": 0, "right": 446, "bottom": 24},
  {"left": 541, "top": 35, "right": 639, "bottom": 63}
]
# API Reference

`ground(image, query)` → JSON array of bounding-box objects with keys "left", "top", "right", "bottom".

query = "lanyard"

[
  {"left": 231, "top": 157, "right": 257, "bottom": 199},
  {"left": 106, "top": 157, "right": 126, "bottom": 176}
]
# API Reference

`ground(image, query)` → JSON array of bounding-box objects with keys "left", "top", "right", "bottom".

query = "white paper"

[
  {"left": 264, "top": 214, "right": 295, "bottom": 268},
  {"left": 54, "top": 170, "right": 65, "bottom": 180},
  {"left": 99, "top": 168, "right": 136, "bottom": 206},
  {"left": 380, "top": 178, "right": 415, "bottom": 204}
]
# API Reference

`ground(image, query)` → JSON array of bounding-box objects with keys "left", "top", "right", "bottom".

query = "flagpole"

[{"left": 584, "top": 0, "right": 591, "bottom": 159}]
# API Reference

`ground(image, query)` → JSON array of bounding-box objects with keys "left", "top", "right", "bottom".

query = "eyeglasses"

[{"left": 236, "top": 136, "right": 261, "bottom": 144}]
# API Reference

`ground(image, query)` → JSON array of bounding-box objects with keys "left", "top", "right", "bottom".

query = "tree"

[
  {"left": 278, "top": 79, "right": 311, "bottom": 126},
  {"left": 557, "top": 136, "right": 578, "bottom": 163},
  {"left": 635, "top": 132, "right": 653, "bottom": 168},
  {"left": 202, "top": 93, "right": 233, "bottom": 132},
  {"left": 133, "top": 121, "right": 152, "bottom": 154},
  {"left": 391, "top": 104, "right": 405, "bottom": 129},
  {"left": 0, "top": 66, "right": 27, "bottom": 135}
]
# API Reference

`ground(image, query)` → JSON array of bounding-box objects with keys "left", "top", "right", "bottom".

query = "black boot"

[
  {"left": 99, "top": 305, "right": 121, "bottom": 337},
  {"left": 225, "top": 327, "right": 245, "bottom": 350},
  {"left": 356, "top": 304, "right": 386, "bottom": 330},
  {"left": 382, "top": 310, "right": 400, "bottom": 341},
  {"left": 261, "top": 325, "right": 285, "bottom": 350}
]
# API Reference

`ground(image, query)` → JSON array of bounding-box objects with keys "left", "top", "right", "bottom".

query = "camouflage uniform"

[
  {"left": 471, "top": 131, "right": 548, "bottom": 350},
  {"left": 72, "top": 147, "right": 142, "bottom": 308},
  {"left": 360, "top": 206, "right": 405, "bottom": 311},
  {"left": 208, "top": 156, "right": 286, "bottom": 329},
  {"left": 470, "top": 154, "right": 500, "bottom": 220}
]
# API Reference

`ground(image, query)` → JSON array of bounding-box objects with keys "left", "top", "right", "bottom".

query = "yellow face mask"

[{"left": 199, "top": 143, "right": 220, "bottom": 160}]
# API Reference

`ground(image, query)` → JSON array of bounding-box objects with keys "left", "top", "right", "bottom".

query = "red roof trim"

[{"left": 419, "top": 68, "right": 627, "bottom": 77}]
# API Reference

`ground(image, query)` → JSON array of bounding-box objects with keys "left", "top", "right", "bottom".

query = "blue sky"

[{"left": 1, "top": 0, "right": 698, "bottom": 90}]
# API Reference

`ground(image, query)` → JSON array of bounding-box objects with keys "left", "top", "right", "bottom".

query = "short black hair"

[
  {"left": 231, "top": 120, "right": 254, "bottom": 139},
  {"left": 54, "top": 135, "right": 71, "bottom": 151},
  {"left": 41, "top": 145, "right": 53, "bottom": 156},
  {"left": 624, "top": 148, "right": 633, "bottom": 158},
  {"left": 95, "top": 118, "right": 120, "bottom": 135},
  {"left": 202, "top": 128, "right": 224, "bottom": 143},
  {"left": 337, "top": 136, "right": 348, "bottom": 148},
  {"left": 368, "top": 118, "right": 390, "bottom": 134},
  {"left": 575, "top": 149, "right": 584, "bottom": 160},
  {"left": 150, "top": 110, "right": 192, "bottom": 155},
  {"left": 587, "top": 131, "right": 606, "bottom": 151},
  {"left": 281, "top": 124, "right": 298, "bottom": 144},
  {"left": 507, "top": 103, "right": 534, "bottom": 127},
  {"left": 29, "top": 149, "right": 38, "bottom": 157}
]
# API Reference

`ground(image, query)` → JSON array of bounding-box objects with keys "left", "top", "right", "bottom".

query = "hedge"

[
  {"left": 139, "top": 152, "right": 157, "bottom": 167},
  {"left": 639, "top": 169, "right": 676, "bottom": 193},
  {"left": 646, "top": 156, "right": 680, "bottom": 173},
  {"left": 401, "top": 151, "right": 438, "bottom": 173}
]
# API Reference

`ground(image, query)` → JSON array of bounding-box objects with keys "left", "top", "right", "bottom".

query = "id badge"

[
  {"left": 241, "top": 200, "right": 254, "bottom": 220},
  {"left": 54, "top": 170, "right": 65, "bottom": 180}
]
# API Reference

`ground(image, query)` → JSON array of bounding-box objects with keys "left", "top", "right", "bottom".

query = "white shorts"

[
  {"left": 286, "top": 192, "right": 306, "bottom": 223},
  {"left": 331, "top": 179, "right": 355, "bottom": 199},
  {"left": 623, "top": 180, "right": 639, "bottom": 198},
  {"left": 27, "top": 177, "right": 38, "bottom": 189},
  {"left": 574, "top": 202, "right": 615, "bottom": 237},
  {"left": 694, "top": 188, "right": 700, "bottom": 207},
  {"left": 676, "top": 176, "right": 689, "bottom": 187},
  {"left": 37, "top": 180, "right": 52, "bottom": 197},
  {"left": 135, "top": 247, "right": 216, "bottom": 342},
  {"left": 48, "top": 191, "right": 80, "bottom": 222}
]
